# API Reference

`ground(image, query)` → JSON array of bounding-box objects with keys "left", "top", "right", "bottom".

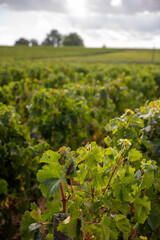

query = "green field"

[
  {"left": 0, "top": 46, "right": 160, "bottom": 239},
  {"left": 0, "top": 46, "right": 160, "bottom": 63}
]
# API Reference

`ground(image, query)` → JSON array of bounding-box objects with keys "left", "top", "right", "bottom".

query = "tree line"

[{"left": 15, "top": 29, "right": 84, "bottom": 47}]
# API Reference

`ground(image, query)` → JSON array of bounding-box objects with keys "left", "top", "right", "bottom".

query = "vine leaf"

[
  {"left": 128, "top": 149, "right": 142, "bottom": 162},
  {"left": 38, "top": 177, "right": 61, "bottom": 198},
  {"left": 140, "top": 171, "right": 154, "bottom": 190},
  {"left": 115, "top": 214, "right": 131, "bottom": 240},
  {"left": 101, "top": 214, "right": 118, "bottom": 240},
  {"left": 148, "top": 204, "right": 160, "bottom": 231},
  {"left": 0, "top": 179, "right": 8, "bottom": 194},
  {"left": 134, "top": 196, "right": 151, "bottom": 224},
  {"left": 37, "top": 151, "right": 63, "bottom": 197},
  {"left": 20, "top": 211, "right": 35, "bottom": 240},
  {"left": 40, "top": 150, "right": 61, "bottom": 164}
]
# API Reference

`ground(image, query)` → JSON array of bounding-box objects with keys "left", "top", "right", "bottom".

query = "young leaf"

[
  {"left": 128, "top": 149, "right": 142, "bottom": 162},
  {"left": 40, "top": 150, "right": 61, "bottom": 164}
]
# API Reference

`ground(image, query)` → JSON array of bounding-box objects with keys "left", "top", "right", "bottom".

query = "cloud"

[
  {"left": 0, "top": 0, "right": 160, "bottom": 48},
  {"left": 123, "top": 0, "right": 160, "bottom": 13},
  {"left": 69, "top": 12, "right": 160, "bottom": 34},
  {"left": 0, "top": 0, "right": 67, "bottom": 12},
  {"left": 88, "top": 0, "right": 160, "bottom": 14}
]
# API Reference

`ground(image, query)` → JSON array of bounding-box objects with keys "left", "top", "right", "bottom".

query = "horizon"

[{"left": 0, "top": 45, "right": 159, "bottom": 50}]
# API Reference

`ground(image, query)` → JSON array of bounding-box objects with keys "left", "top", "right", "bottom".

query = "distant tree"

[
  {"left": 15, "top": 38, "right": 29, "bottom": 46},
  {"left": 41, "top": 38, "right": 51, "bottom": 46},
  {"left": 42, "top": 29, "right": 62, "bottom": 46},
  {"left": 63, "top": 33, "right": 84, "bottom": 46},
  {"left": 29, "top": 39, "right": 38, "bottom": 46},
  {"left": 102, "top": 44, "right": 107, "bottom": 48}
]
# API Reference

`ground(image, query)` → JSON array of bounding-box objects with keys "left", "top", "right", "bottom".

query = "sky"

[{"left": 0, "top": 0, "right": 160, "bottom": 48}]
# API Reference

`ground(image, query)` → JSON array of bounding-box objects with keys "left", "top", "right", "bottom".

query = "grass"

[{"left": 0, "top": 46, "right": 160, "bottom": 64}]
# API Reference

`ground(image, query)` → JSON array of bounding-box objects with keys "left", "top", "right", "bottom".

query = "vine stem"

[
  {"left": 42, "top": 222, "right": 53, "bottom": 225},
  {"left": 103, "top": 144, "right": 126, "bottom": 195},
  {"left": 86, "top": 221, "right": 100, "bottom": 225},
  {"left": 59, "top": 182, "right": 66, "bottom": 213},
  {"left": 62, "top": 179, "right": 92, "bottom": 196},
  {"left": 50, "top": 199, "right": 61, "bottom": 206}
]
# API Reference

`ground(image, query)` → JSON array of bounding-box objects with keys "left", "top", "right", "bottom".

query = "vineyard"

[{"left": 0, "top": 52, "right": 160, "bottom": 239}]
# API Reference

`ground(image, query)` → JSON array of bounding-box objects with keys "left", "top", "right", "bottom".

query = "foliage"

[
  {"left": 0, "top": 103, "right": 49, "bottom": 239},
  {"left": 42, "top": 29, "right": 62, "bottom": 47},
  {"left": 21, "top": 99, "right": 160, "bottom": 239},
  {"left": 0, "top": 60, "right": 159, "bottom": 239},
  {"left": 41, "top": 29, "right": 84, "bottom": 47},
  {"left": 27, "top": 88, "right": 92, "bottom": 149},
  {"left": 30, "top": 39, "right": 38, "bottom": 46},
  {"left": 1, "top": 63, "right": 158, "bottom": 149},
  {"left": 63, "top": 33, "right": 84, "bottom": 46},
  {"left": 15, "top": 38, "right": 30, "bottom": 46}
]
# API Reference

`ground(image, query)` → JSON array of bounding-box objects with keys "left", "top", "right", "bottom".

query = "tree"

[
  {"left": 15, "top": 38, "right": 29, "bottom": 46},
  {"left": 42, "top": 29, "right": 62, "bottom": 46},
  {"left": 63, "top": 33, "right": 84, "bottom": 46},
  {"left": 29, "top": 39, "right": 38, "bottom": 46}
]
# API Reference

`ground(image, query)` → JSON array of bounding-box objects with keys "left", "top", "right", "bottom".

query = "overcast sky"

[{"left": 0, "top": 0, "right": 160, "bottom": 48}]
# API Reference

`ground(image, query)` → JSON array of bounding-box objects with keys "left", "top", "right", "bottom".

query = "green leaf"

[
  {"left": 30, "top": 208, "right": 42, "bottom": 223},
  {"left": 103, "top": 198, "right": 130, "bottom": 213},
  {"left": 69, "top": 195, "right": 83, "bottom": 218},
  {"left": 115, "top": 214, "right": 131, "bottom": 240},
  {"left": 128, "top": 149, "right": 142, "bottom": 162},
  {"left": 85, "top": 145, "right": 102, "bottom": 169},
  {"left": 104, "top": 136, "right": 112, "bottom": 145},
  {"left": 37, "top": 162, "right": 62, "bottom": 180},
  {"left": 101, "top": 214, "right": 118, "bottom": 240},
  {"left": 140, "top": 171, "right": 154, "bottom": 190},
  {"left": 77, "top": 164, "right": 88, "bottom": 184},
  {"left": 40, "top": 150, "right": 60, "bottom": 164},
  {"left": 31, "top": 202, "right": 37, "bottom": 211},
  {"left": 134, "top": 196, "right": 151, "bottom": 224},
  {"left": 105, "top": 147, "right": 117, "bottom": 157},
  {"left": 101, "top": 215, "right": 111, "bottom": 240},
  {"left": 39, "top": 178, "right": 61, "bottom": 198},
  {"left": 139, "top": 236, "right": 147, "bottom": 240},
  {"left": 112, "top": 181, "right": 134, "bottom": 202},
  {"left": 42, "top": 200, "right": 61, "bottom": 221},
  {"left": 37, "top": 160, "right": 63, "bottom": 197},
  {"left": 148, "top": 204, "right": 160, "bottom": 231},
  {"left": 0, "top": 179, "right": 8, "bottom": 194},
  {"left": 46, "top": 234, "right": 54, "bottom": 240},
  {"left": 20, "top": 211, "right": 35, "bottom": 240},
  {"left": 91, "top": 201, "right": 102, "bottom": 213}
]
